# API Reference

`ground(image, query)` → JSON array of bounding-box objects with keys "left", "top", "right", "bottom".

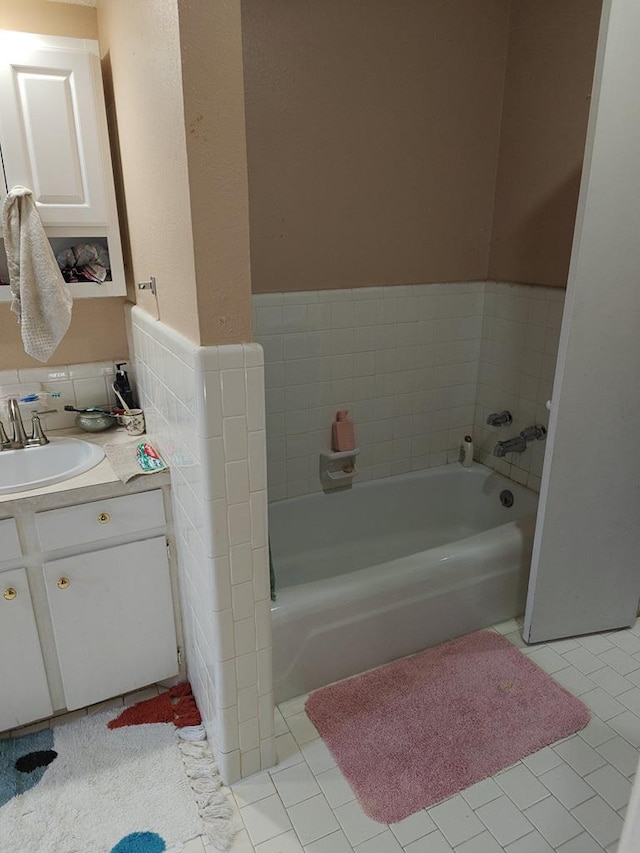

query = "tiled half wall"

[
  {"left": 253, "top": 281, "right": 565, "bottom": 500},
  {"left": 129, "top": 306, "right": 273, "bottom": 784}
]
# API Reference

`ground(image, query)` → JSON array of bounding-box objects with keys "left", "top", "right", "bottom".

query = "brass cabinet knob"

[
  {"left": 3, "top": 587, "right": 17, "bottom": 601},
  {"left": 97, "top": 512, "right": 111, "bottom": 524},
  {"left": 57, "top": 577, "right": 71, "bottom": 590}
]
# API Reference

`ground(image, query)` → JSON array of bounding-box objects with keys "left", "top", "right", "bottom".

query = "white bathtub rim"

[{"left": 269, "top": 460, "right": 536, "bottom": 508}]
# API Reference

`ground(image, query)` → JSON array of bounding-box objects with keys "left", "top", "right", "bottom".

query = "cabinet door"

[
  {"left": 0, "top": 42, "right": 109, "bottom": 226},
  {"left": 0, "top": 568, "right": 53, "bottom": 731},
  {"left": 0, "top": 517, "right": 21, "bottom": 562},
  {"left": 43, "top": 537, "right": 178, "bottom": 710}
]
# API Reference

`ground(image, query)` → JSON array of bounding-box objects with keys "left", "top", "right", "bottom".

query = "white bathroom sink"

[{"left": 0, "top": 437, "right": 105, "bottom": 494}]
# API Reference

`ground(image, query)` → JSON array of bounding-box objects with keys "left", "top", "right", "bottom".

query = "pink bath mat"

[{"left": 305, "top": 629, "right": 590, "bottom": 823}]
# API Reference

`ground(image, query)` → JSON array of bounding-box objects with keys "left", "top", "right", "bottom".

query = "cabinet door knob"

[
  {"left": 57, "top": 577, "right": 71, "bottom": 590},
  {"left": 97, "top": 512, "right": 111, "bottom": 524},
  {"left": 3, "top": 587, "right": 17, "bottom": 601}
]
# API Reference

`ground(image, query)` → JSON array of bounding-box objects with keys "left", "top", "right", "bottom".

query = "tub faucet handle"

[
  {"left": 486, "top": 410, "right": 513, "bottom": 427},
  {"left": 520, "top": 424, "right": 546, "bottom": 442}
]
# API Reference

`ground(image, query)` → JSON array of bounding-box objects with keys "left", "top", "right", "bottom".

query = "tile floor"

[{"left": 168, "top": 621, "right": 640, "bottom": 852}]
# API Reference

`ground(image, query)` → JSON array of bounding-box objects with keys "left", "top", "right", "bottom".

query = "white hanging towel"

[{"left": 2, "top": 186, "right": 73, "bottom": 362}]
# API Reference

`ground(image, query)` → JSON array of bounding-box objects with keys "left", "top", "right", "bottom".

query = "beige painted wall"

[
  {"left": 0, "top": 300, "right": 128, "bottom": 369},
  {"left": 0, "top": 0, "right": 129, "bottom": 370},
  {"left": 242, "top": 0, "right": 601, "bottom": 293},
  {"left": 97, "top": 0, "right": 201, "bottom": 345},
  {"left": 0, "top": 0, "right": 97, "bottom": 39},
  {"left": 177, "top": 0, "right": 253, "bottom": 345},
  {"left": 97, "top": 0, "right": 253, "bottom": 347},
  {"left": 489, "top": 0, "right": 603, "bottom": 287},
  {"left": 242, "top": 0, "right": 511, "bottom": 293}
]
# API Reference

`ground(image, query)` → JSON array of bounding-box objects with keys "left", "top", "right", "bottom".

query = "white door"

[
  {"left": 524, "top": 0, "right": 640, "bottom": 643},
  {"left": 43, "top": 537, "right": 178, "bottom": 710},
  {"left": 0, "top": 38, "right": 109, "bottom": 226},
  {"left": 0, "top": 567, "right": 53, "bottom": 731}
]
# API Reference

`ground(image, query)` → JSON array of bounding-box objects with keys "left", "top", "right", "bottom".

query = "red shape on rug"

[
  {"left": 108, "top": 683, "right": 202, "bottom": 729},
  {"left": 305, "top": 630, "right": 590, "bottom": 824}
]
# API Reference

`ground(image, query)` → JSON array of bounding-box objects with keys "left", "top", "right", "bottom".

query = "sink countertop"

[{"left": 0, "top": 428, "right": 171, "bottom": 513}]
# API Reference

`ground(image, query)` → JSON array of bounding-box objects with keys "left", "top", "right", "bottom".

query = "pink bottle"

[{"left": 331, "top": 409, "right": 356, "bottom": 452}]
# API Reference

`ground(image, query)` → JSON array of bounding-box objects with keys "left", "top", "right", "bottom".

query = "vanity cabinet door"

[
  {"left": 0, "top": 517, "right": 21, "bottom": 563},
  {"left": 0, "top": 40, "right": 109, "bottom": 226},
  {"left": 0, "top": 568, "right": 53, "bottom": 731},
  {"left": 43, "top": 536, "right": 178, "bottom": 711}
]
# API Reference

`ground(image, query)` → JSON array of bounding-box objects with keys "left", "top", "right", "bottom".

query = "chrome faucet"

[
  {"left": 7, "top": 398, "right": 28, "bottom": 448},
  {"left": 493, "top": 424, "right": 546, "bottom": 457},
  {"left": 493, "top": 435, "right": 527, "bottom": 457},
  {"left": 3, "top": 400, "right": 49, "bottom": 449},
  {"left": 0, "top": 421, "right": 10, "bottom": 450}
]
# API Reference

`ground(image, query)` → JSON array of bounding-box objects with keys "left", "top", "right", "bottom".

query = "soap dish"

[{"left": 319, "top": 448, "right": 360, "bottom": 491}]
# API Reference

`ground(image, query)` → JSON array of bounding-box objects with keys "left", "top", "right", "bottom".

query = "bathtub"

[{"left": 269, "top": 463, "right": 538, "bottom": 702}]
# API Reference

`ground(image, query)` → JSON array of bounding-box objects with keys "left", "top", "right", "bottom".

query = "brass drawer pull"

[
  {"left": 3, "top": 587, "right": 17, "bottom": 601},
  {"left": 57, "top": 577, "right": 71, "bottom": 590},
  {"left": 97, "top": 512, "right": 111, "bottom": 524}
]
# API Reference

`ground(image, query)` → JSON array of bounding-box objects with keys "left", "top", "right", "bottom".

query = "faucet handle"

[
  {"left": 486, "top": 410, "right": 513, "bottom": 427},
  {"left": 28, "top": 413, "right": 49, "bottom": 446},
  {"left": 0, "top": 420, "right": 10, "bottom": 449},
  {"left": 520, "top": 424, "right": 547, "bottom": 442}
]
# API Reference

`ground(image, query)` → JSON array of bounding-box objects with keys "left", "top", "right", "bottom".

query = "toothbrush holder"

[{"left": 121, "top": 408, "right": 145, "bottom": 436}]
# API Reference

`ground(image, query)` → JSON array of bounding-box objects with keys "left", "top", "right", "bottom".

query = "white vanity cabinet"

[
  {"left": 0, "top": 30, "right": 126, "bottom": 298},
  {"left": 0, "top": 516, "right": 21, "bottom": 560},
  {"left": 0, "top": 520, "right": 53, "bottom": 729},
  {"left": 43, "top": 537, "right": 177, "bottom": 710},
  {"left": 0, "top": 483, "right": 180, "bottom": 731}
]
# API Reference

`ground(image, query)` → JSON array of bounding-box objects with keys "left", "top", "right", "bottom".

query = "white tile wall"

[
  {"left": 253, "top": 281, "right": 565, "bottom": 500},
  {"left": 253, "top": 283, "right": 485, "bottom": 500},
  {"left": 474, "top": 282, "right": 565, "bottom": 491},
  {"left": 129, "top": 306, "right": 274, "bottom": 784},
  {"left": 0, "top": 360, "right": 124, "bottom": 431}
]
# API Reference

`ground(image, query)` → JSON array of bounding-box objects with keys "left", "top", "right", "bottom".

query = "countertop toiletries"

[
  {"left": 73, "top": 410, "right": 116, "bottom": 432},
  {"left": 113, "top": 362, "right": 135, "bottom": 409},
  {"left": 112, "top": 383, "right": 131, "bottom": 413},
  {"left": 332, "top": 409, "right": 356, "bottom": 452},
  {"left": 459, "top": 435, "right": 473, "bottom": 468}
]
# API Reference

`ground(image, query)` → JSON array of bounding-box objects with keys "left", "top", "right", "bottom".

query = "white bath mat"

[{"left": 0, "top": 703, "right": 237, "bottom": 852}]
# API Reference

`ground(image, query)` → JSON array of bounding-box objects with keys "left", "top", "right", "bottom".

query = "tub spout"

[
  {"left": 494, "top": 424, "right": 547, "bottom": 457},
  {"left": 493, "top": 435, "right": 527, "bottom": 457}
]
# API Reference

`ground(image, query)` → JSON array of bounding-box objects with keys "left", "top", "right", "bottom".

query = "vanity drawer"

[
  {"left": 36, "top": 490, "right": 166, "bottom": 551},
  {"left": 0, "top": 518, "right": 21, "bottom": 562}
]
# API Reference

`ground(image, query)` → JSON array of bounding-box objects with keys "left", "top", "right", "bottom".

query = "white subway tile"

[
  {"left": 230, "top": 543, "right": 254, "bottom": 585},
  {"left": 226, "top": 460, "right": 250, "bottom": 505},
  {"left": 235, "top": 615, "right": 258, "bottom": 658},
  {"left": 221, "top": 368, "right": 247, "bottom": 417},
  {"left": 210, "top": 556, "right": 232, "bottom": 611},
  {"left": 251, "top": 490, "right": 268, "bottom": 548},
  {"left": 237, "top": 652, "right": 258, "bottom": 689},
  {"left": 253, "top": 547, "right": 271, "bottom": 601},
  {"left": 223, "top": 415, "right": 249, "bottom": 462},
  {"left": 256, "top": 307, "right": 284, "bottom": 336},
  {"left": 228, "top": 502, "right": 252, "bottom": 546}
]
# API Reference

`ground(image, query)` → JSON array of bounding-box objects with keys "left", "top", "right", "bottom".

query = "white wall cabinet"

[
  {"left": 0, "top": 486, "right": 180, "bottom": 731},
  {"left": 0, "top": 31, "right": 126, "bottom": 298},
  {"left": 0, "top": 567, "right": 53, "bottom": 730}
]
